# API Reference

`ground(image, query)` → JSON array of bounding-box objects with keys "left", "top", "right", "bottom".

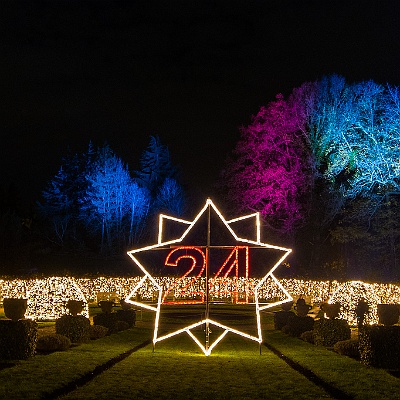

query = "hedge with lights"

[
  {"left": 2, "top": 277, "right": 400, "bottom": 326},
  {"left": 359, "top": 325, "right": 400, "bottom": 368}
]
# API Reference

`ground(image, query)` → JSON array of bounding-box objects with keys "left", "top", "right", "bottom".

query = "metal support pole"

[{"left": 205, "top": 201, "right": 211, "bottom": 351}]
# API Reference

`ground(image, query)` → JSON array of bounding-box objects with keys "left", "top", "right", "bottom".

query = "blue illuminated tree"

[
  {"left": 136, "top": 135, "right": 177, "bottom": 195},
  {"left": 38, "top": 146, "right": 91, "bottom": 248},
  {"left": 39, "top": 165, "right": 73, "bottom": 247},
  {"left": 39, "top": 137, "right": 185, "bottom": 256},
  {"left": 126, "top": 182, "right": 151, "bottom": 246},
  {"left": 154, "top": 178, "right": 185, "bottom": 216},
  {"left": 135, "top": 134, "right": 186, "bottom": 224},
  {"left": 81, "top": 144, "right": 151, "bottom": 253}
]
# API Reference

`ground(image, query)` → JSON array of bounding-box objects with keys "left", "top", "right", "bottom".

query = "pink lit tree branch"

[{"left": 221, "top": 93, "right": 313, "bottom": 234}]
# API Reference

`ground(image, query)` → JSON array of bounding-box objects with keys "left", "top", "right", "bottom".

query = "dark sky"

[{"left": 2, "top": 0, "right": 400, "bottom": 207}]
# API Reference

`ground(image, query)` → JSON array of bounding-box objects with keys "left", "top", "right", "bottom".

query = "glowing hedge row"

[
  {"left": 1, "top": 277, "right": 400, "bottom": 324},
  {"left": 0, "top": 277, "right": 89, "bottom": 320}
]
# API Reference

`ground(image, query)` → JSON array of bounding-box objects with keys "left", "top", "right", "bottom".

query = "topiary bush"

[
  {"left": 313, "top": 318, "right": 351, "bottom": 347},
  {"left": 300, "top": 330, "right": 315, "bottom": 344},
  {"left": 333, "top": 339, "right": 360, "bottom": 359},
  {"left": 274, "top": 311, "right": 295, "bottom": 330},
  {"left": 116, "top": 309, "right": 136, "bottom": 328},
  {"left": 117, "top": 320, "right": 130, "bottom": 332},
  {"left": 36, "top": 334, "right": 71, "bottom": 353},
  {"left": 89, "top": 324, "right": 109, "bottom": 340},
  {"left": 0, "top": 319, "right": 38, "bottom": 360},
  {"left": 93, "top": 312, "right": 119, "bottom": 334},
  {"left": 56, "top": 315, "right": 90, "bottom": 343},
  {"left": 359, "top": 325, "right": 400, "bottom": 368},
  {"left": 282, "top": 315, "right": 314, "bottom": 337}
]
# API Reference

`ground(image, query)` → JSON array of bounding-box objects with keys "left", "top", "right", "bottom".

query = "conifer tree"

[{"left": 136, "top": 135, "right": 177, "bottom": 195}]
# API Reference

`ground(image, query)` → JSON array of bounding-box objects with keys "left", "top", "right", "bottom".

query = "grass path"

[{"left": 59, "top": 333, "right": 333, "bottom": 400}]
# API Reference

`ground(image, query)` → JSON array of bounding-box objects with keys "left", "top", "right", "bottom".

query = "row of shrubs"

[
  {"left": 274, "top": 309, "right": 400, "bottom": 369},
  {"left": 0, "top": 309, "right": 136, "bottom": 359},
  {"left": 39, "top": 309, "right": 136, "bottom": 353},
  {"left": 301, "top": 326, "right": 400, "bottom": 369},
  {"left": 37, "top": 317, "right": 109, "bottom": 353}
]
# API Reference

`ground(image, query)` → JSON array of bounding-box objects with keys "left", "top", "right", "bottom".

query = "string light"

[
  {"left": 1, "top": 277, "right": 400, "bottom": 327},
  {"left": 329, "top": 281, "right": 380, "bottom": 326},
  {"left": 1, "top": 277, "right": 88, "bottom": 320}
]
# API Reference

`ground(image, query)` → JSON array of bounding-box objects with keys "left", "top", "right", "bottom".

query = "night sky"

[{"left": 2, "top": 0, "right": 400, "bottom": 207}]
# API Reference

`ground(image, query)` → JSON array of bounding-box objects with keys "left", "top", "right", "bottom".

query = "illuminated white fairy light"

[
  {"left": 125, "top": 198, "right": 292, "bottom": 355},
  {"left": 329, "top": 281, "right": 380, "bottom": 326},
  {"left": 24, "top": 277, "right": 89, "bottom": 320},
  {"left": 2, "top": 277, "right": 400, "bottom": 326}
]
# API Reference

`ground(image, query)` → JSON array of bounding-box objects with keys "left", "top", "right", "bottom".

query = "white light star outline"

[{"left": 125, "top": 199, "right": 292, "bottom": 355}]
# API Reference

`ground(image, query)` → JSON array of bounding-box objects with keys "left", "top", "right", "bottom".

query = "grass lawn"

[
  {"left": 59, "top": 332, "right": 329, "bottom": 400},
  {"left": 264, "top": 330, "right": 400, "bottom": 400},
  {"left": 0, "top": 305, "right": 400, "bottom": 399}
]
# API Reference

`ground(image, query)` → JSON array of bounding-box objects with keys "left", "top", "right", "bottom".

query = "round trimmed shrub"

[
  {"left": 333, "top": 339, "right": 360, "bottom": 359},
  {"left": 116, "top": 309, "right": 136, "bottom": 328},
  {"left": 300, "top": 330, "right": 315, "bottom": 344},
  {"left": 117, "top": 320, "right": 130, "bottom": 332},
  {"left": 274, "top": 311, "right": 295, "bottom": 330},
  {"left": 93, "top": 313, "right": 119, "bottom": 334},
  {"left": 282, "top": 315, "right": 314, "bottom": 337},
  {"left": 56, "top": 315, "right": 90, "bottom": 343},
  {"left": 89, "top": 324, "right": 109, "bottom": 340},
  {"left": 37, "top": 334, "right": 71, "bottom": 352},
  {"left": 313, "top": 318, "right": 351, "bottom": 347}
]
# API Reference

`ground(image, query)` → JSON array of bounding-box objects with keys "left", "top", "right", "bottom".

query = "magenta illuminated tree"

[{"left": 222, "top": 93, "right": 313, "bottom": 234}]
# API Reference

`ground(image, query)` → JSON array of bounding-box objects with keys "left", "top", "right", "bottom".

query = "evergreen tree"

[
  {"left": 38, "top": 143, "right": 95, "bottom": 249},
  {"left": 136, "top": 135, "right": 177, "bottom": 195}
]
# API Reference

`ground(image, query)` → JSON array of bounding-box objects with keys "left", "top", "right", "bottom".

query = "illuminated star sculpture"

[{"left": 125, "top": 199, "right": 292, "bottom": 355}]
